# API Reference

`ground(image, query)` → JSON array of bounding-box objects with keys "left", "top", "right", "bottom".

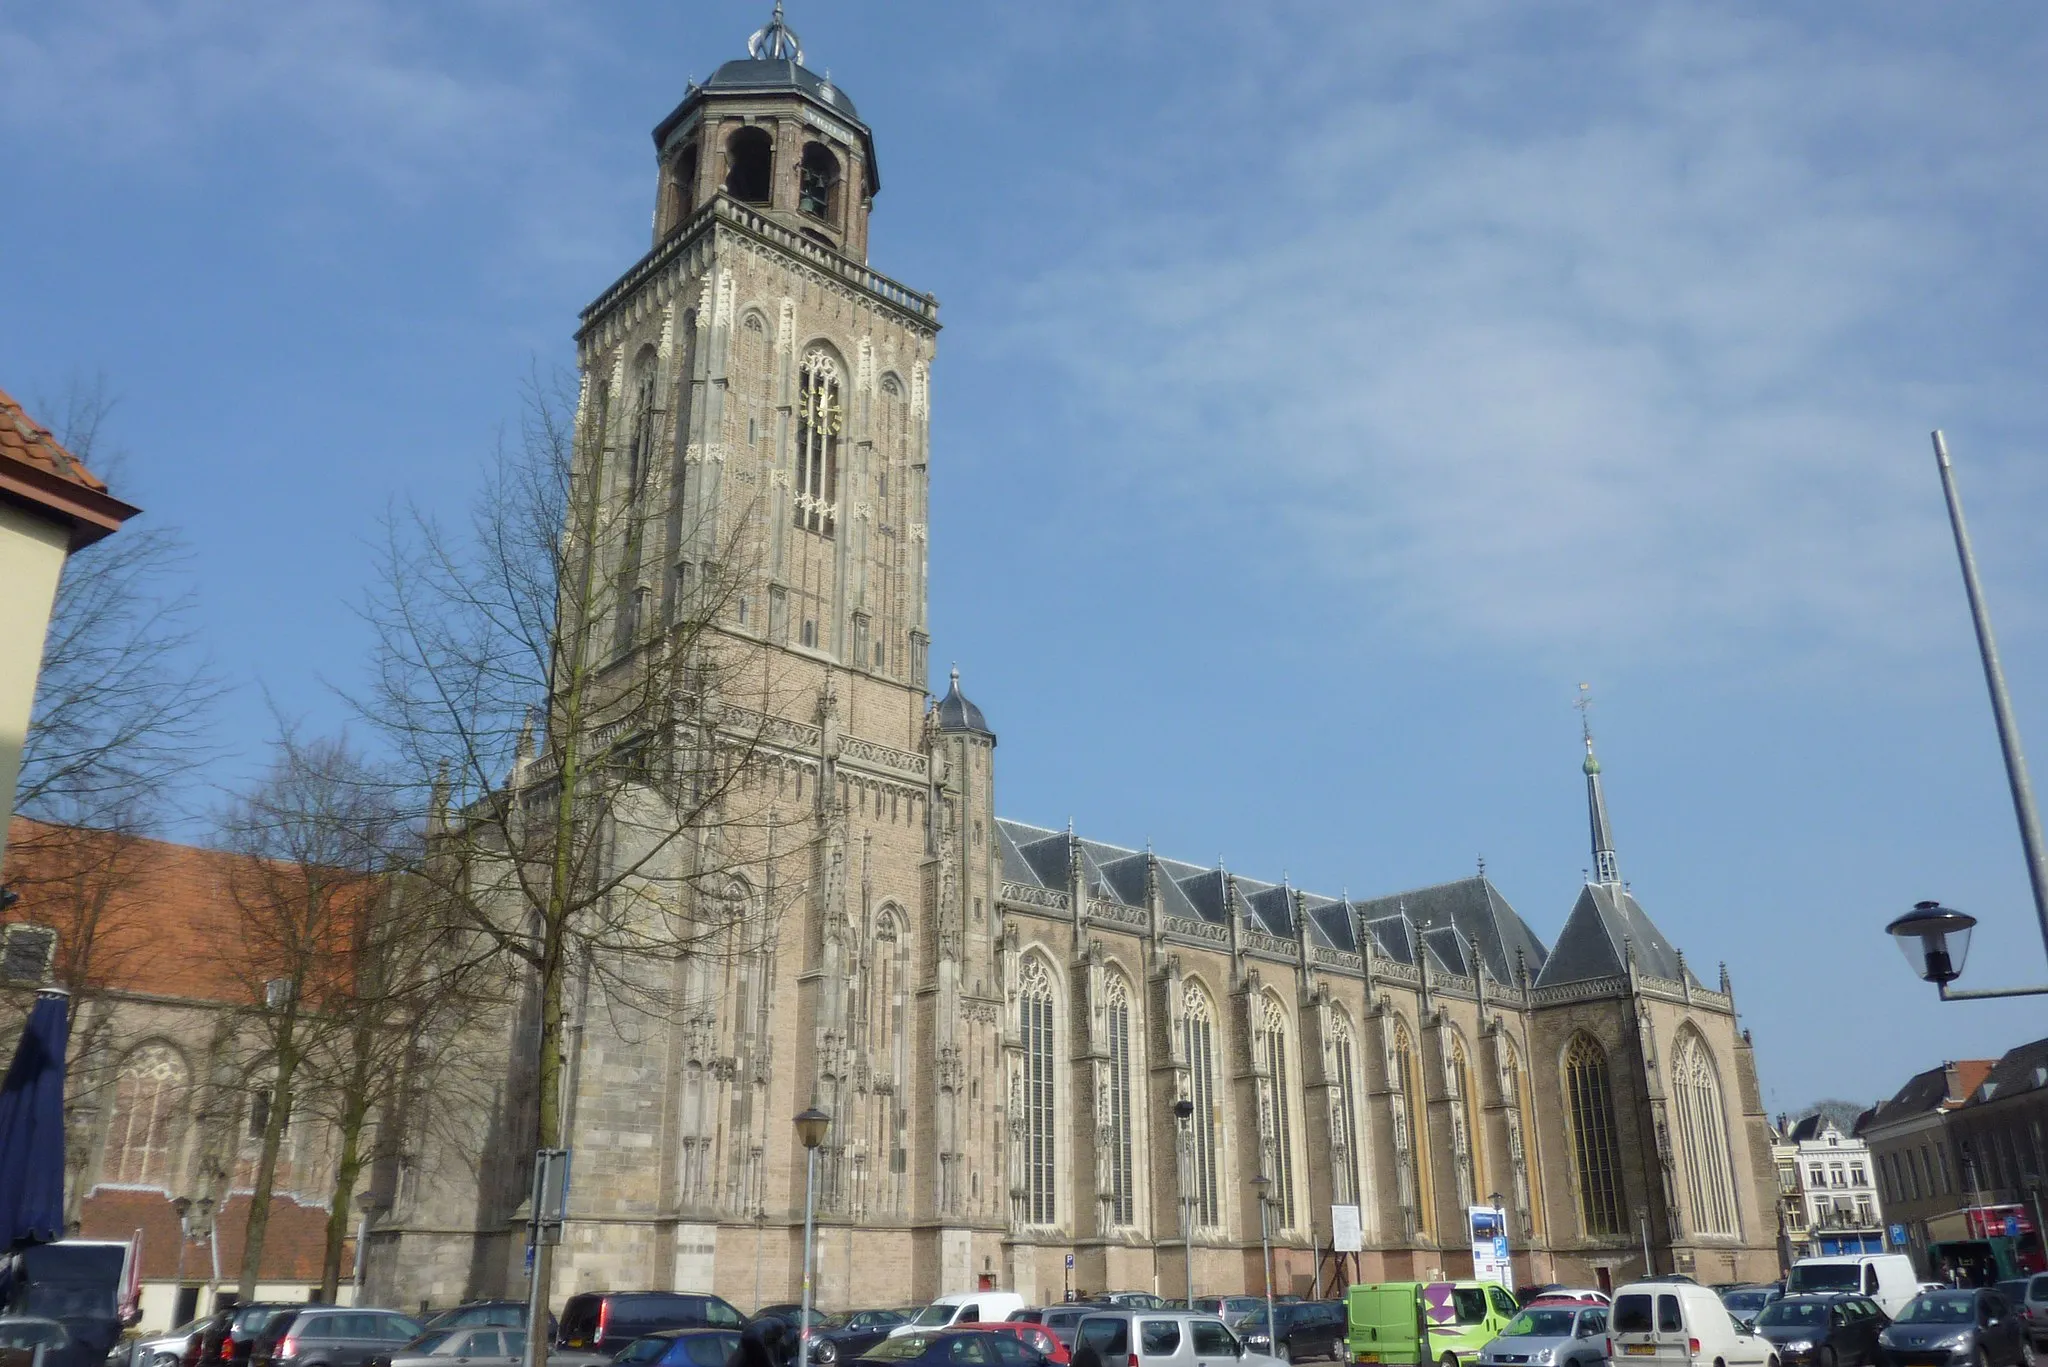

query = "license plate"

[
  {"left": 1624, "top": 1347, "right": 1657, "bottom": 1356},
  {"left": 1356, "top": 1356, "right": 1380, "bottom": 1364}
]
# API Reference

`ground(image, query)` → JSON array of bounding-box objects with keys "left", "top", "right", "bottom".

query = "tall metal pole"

[
  {"left": 1259, "top": 1196, "right": 1275, "bottom": 1347},
  {"left": 1934, "top": 430, "right": 2048, "bottom": 965},
  {"left": 799, "top": 1144, "right": 819, "bottom": 1367},
  {"left": 1175, "top": 1111, "right": 1196, "bottom": 1309}
]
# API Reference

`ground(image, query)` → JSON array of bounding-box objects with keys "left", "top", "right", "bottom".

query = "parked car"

[
  {"left": 1789, "top": 1258, "right": 1920, "bottom": 1320},
  {"left": 1877, "top": 1288, "right": 2029, "bottom": 1367},
  {"left": 1007, "top": 1309, "right": 1102, "bottom": 1352},
  {"left": 1475, "top": 1300, "right": 1609, "bottom": 1367},
  {"left": 1094, "top": 1298, "right": 1169, "bottom": 1313},
  {"left": 809, "top": 1313, "right": 915, "bottom": 1365},
  {"left": 127, "top": 1319, "right": 207, "bottom": 1367},
  {"left": 851, "top": 1328, "right": 1051, "bottom": 1367},
  {"left": 1750, "top": 1294, "right": 1887, "bottom": 1367},
  {"left": 889, "top": 1298, "right": 1028, "bottom": 1341},
  {"left": 1724, "top": 1287, "right": 1785, "bottom": 1327},
  {"left": 252, "top": 1309, "right": 424, "bottom": 1367},
  {"left": 1520, "top": 1291, "right": 1612, "bottom": 1310},
  {"left": 1070, "top": 1311, "right": 1283, "bottom": 1367},
  {"left": 2022, "top": 1277, "right": 2048, "bottom": 1350},
  {"left": 956, "top": 1323, "right": 1069, "bottom": 1366},
  {"left": 612, "top": 1329, "right": 745, "bottom": 1367},
  {"left": 1611, "top": 1281, "right": 1772, "bottom": 1367},
  {"left": 187, "top": 1305, "right": 309, "bottom": 1367},
  {"left": 1191, "top": 1303, "right": 1265, "bottom": 1324},
  {"left": 369, "top": 1328, "right": 529, "bottom": 1367},
  {"left": 556, "top": 1293, "right": 747, "bottom": 1362},
  {"left": 1229, "top": 1303, "right": 1347, "bottom": 1363},
  {"left": 417, "top": 1305, "right": 548, "bottom": 1337}
]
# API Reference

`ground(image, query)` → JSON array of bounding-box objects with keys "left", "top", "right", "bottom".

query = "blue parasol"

[{"left": 0, "top": 989, "right": 70, "bottom": 1248}]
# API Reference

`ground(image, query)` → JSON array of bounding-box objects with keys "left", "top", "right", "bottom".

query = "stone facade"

[{"left": 364, "top": 12, "right": 1783, "bottom": 1312}]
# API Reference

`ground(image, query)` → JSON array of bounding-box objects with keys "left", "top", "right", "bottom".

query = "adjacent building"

[
  {"left": 1774, "top": 1115, "right": 1886, "bottom": 1261},
  {"left": 367, "top": 8, "right": 1786, "bottom": 1311}
]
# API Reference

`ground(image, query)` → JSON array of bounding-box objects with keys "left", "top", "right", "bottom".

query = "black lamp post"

[
  {"left": 1886, "top": 900, "right": 2048, "bottom": 1000},
  {"left": 1172, "top": 1099, "right": 1196, "bottom": 1308},
  {"left": 795, "top": 1107, "right": 831, "bottom": 1367}
]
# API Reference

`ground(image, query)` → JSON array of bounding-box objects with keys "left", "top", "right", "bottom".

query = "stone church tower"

[{"left": 364, "top": 7, "right": 1784, "bottom": 1310}]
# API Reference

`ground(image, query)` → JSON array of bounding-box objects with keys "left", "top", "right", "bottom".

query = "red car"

[{"left": 954, "top": 1323, "right": 1069, "bottom": 1365}]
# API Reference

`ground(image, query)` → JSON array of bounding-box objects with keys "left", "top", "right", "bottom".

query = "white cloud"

[{"left": 1000, "top": 2, "right": 2048, "bottom": 666}]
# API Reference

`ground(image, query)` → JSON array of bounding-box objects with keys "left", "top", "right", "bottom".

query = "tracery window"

[
  {"left": 1393, "top": 1018, "right": 1432, "bottom": 1237},
  {"left": 794, "top": 349, "right": 841, "bottom": 537},
  {"left": 1020, "top": 957, "right": 1056, "bottom": 1225},
  {"left": 1674, "top": 1029, "right": 1741, "bottom": 1236},
  {"left": 1261, "top": 996, "right": 1297, "bottom": 1230},
  {"left": 1451, "top": 1035, "right": 1481, "bottom": 1205},
  {"left": 1182, "top": 982, "right": 1221, "bottom": 1227},
  {"left": 104, "top": 1044, "right": 186, "bottom": 1188},
  {"left": 1106, "top": 976, "right": 1136, "bottom": 1226},
  {"left": 1330, "top": 1020, "right": 1364, "bottom": 1209},
  {"left": 1564, "top": 1033, "right": 1627, "bottom": 1236}
]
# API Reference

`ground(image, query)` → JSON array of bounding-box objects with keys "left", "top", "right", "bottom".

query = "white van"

[
  {"left": 1611, "top": 1282, "right": 1774, "bottom": 1367},
  {"left": 888, "top": 1292, "right": 1029, "bottom": 1338},
  {"left": 1786, "top": 1255, "right": 1920, "bottom": 1318}
]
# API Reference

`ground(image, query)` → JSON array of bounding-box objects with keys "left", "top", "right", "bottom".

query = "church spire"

[{"left": 1577, "top": 684, "right": 1621, "bottom": 885}]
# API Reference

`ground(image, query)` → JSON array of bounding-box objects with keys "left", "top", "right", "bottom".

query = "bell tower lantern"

[{"left": 649, "top": 3, "right": 880, "bottom": 261}]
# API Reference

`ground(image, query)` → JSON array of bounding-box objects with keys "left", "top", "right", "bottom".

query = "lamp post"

[
  {"left": 1637, "top": 1203, "right": 1652, "bottom": 1276},
  {"left": 1250, "top": 1174, "right": 1275, "bottom": 1346},
  {"left": 1173, "top": 1100, "right": 1196, "bottom": 1309},
  {"left": 1487, "top": 1191, "right": 1506, "bottom": 1285},
  {"left": 171, "top": 1197, "right": 193, "bottom": 1309},
  {"left": 1886, "top": 901, "right": 2048, "bottom": 1000},
  {"left": 795, "top": 1108, "right": 831, "bottom": 1367}
]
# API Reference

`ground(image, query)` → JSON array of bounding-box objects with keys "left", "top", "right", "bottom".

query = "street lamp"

[
  {"left": 1885, "top": 901, "right": 2048, "bottom": 1000},
  {"left": 1172, "top": 1100, "right": 1196, "bottom": 1309},
  {"left": 795, "top": 1108, "right": 831, "bottom": 1367},
  {"left": 1250, "top": 1174, "right": 1275, "bottom": 1345}
]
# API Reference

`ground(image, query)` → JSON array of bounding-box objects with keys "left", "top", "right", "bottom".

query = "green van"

[{"left": 1345, "top": 1282, "right": 1520, "bottom": 1367}]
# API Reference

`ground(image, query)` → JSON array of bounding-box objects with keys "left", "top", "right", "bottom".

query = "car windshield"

[
  {"left": 1725, "top": 1293, "right": 1773, "bottom": 1315},
  {"left": 1503, "top": 1312, "right": 1578, "bottom": 1338},
  {"left": 405, "top": 1332, "right": 459, "bottom": 1354},
  {"left": 1899, "top": 1295, "right": 1977, "bottom": 1326},
  {"left": 1757, "top": 1304, "right": 1826, "bottom": 1329},
  {"left": 910, "top": 1307, "right": 956, "bottom": 1328},
  {"left": 618, "top": 1339, "right": 673, "bottom": 1364},
  {"left": 1788, "top": 1268, "right": 1861, "bottom": 1294},
  {"left": 860, "top": 1336, "right": 936, "bottom": 1360}
]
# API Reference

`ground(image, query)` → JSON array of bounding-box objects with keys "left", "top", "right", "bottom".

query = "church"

[{"left": 366, "top": 8, "right": 1783, "bottom": 1310}]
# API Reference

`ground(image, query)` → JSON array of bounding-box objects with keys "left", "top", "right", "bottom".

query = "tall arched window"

[
  {"left": 1183, "top": 982, "right": 1221, "bottom": 1227},
  {"left": 867, "top": 907, "right": 910, "bottom": 1216},
  {"left": 725, "top": 127, "right": 772, "bottom": 204},
  {"left": 104, "top": 1044, "right": 186, "bottom": 1188},
  {"left": 1330, "top": 1018, "right": 1364, "bottom": 1209},
  {"left": 1673, "top": 1029, "right": 1741, "bottom": 1235},
  {"left": 1261, "top": 996, "right": 1297, "bottom": 1230},
  {"left": 1497, "top": 1034, "right": 1540, "bottom": 1236},
  {"left": 1564, "top": 1033, "right": 1626, "bottom": 1236},
  {"left": 1392, "top": 1018, "right": 1432, "bottom": 1237},
  {"left": 1451, "top": 1035, "right": 1481, "bottom": 1206},
  {"left": 1105, "top": 976, "right": 1136, "bottom": 1226},
  {"left": 795, "top": 349, "right": 842, "bottom": 537},
  {"left": 1020, "top": 957, "right": 1056, "bottom": 1225}
]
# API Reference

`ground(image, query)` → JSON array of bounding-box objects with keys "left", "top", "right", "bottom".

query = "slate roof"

[
  {"left": 933, "top": 668, "right": 992, "bottom": 736},
  {"left": 1859, "top": 1060, "right": 1996, "bottom": 1135},
  {"left": 1534, "top": 880, "right": 1696, "bottom": 988},
  {"left": 1968, "top": 1037, "right": 2048, "bottom": 1108},
  {"left": 992, "top": 818, "right": 1684, "bottom": 985}
]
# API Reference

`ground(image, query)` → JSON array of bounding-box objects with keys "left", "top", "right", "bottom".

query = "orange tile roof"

[
  {"left": 1950, "top": 1058, "right": 1997, "bottom": 1108},
  {"left": 0, "top": 385, "right": 138, "bottom": 547}
]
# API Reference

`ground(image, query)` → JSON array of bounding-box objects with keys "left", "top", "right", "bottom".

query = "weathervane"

[{"left": 748, "top": 1, "right": 804, "bottom": 63}]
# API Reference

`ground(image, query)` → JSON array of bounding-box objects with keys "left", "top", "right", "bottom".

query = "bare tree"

[
  {"left": 351, "top": 369, "right": 795, "bottom": 1312},
  {"left": 214, "top": 728, "right": 399, "bottom": 1300}
]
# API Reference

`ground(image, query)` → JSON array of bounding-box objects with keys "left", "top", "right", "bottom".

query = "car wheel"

[
  {"left": 1441, "top": 1354, "right": 1459, "bottom": 1367},
  {"left": 2020, "top": 1339, "right": 2036, "bottom": 1367},
  {"left": 1820, "top": 1347, "right": 1836, "bottom": 1367},
  {"left": 1275, "top": 1344, "right": 1290, "bottom": 1364},
  {"left": 155, "top": 1355, "right": 183, "bottom": 1367}
]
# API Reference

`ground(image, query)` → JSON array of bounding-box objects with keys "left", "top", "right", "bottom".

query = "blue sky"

[{"left": 5, "top": 0, "right": 2048, "bottom": 1110}]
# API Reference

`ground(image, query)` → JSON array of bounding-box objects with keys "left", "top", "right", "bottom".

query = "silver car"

[
  {"left": 375, "top": 1329, "right": 527, "bottom": 1367},
  {"left": 1477, "top": 1303, "right": 1611, "bottom": 1367},
  {"left": 126, "top": 1321, "right": 205, "bottom": 1367}
]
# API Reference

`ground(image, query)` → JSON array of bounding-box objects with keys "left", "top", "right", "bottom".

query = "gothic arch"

[
  {"left": 1326, "top": 1005, "right": 1370, "bottom": 1217},
  {"left": 794, "top": 344, "right": 846, "bottom": 537},
  {"left": 1447, "top": 1027, "right": 1481, "bottom": 1208},
  {"left": 1388, "top": 1011, "right": 1433, "bottom": 1238},
  {"left": 1672, "top": 1025, "right": 1741, "bottom": 1236},
  {"left": 1181, "top": 976, "right": 1223, "bottom": 1229},
  {"left": 1493, "top": 1029, "right": 1541, "bottom": 1237},
  {"left": 1102, "top": 969, "right": 1140, "bottom": 1228},
  {"left": 1561, "top": 1031, "right": 1627, "bottom": 1238},
  {"left": 1016, "top": 950, "right": 1060, "bottom": 1227},
  {"left": 101, "top": 1041, "right": 188, "bottom": 1189},
  {"left": 1258, "top": 991, "right": 1301, "bottom": 1231}
]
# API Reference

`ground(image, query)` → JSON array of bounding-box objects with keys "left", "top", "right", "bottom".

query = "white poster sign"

[
  {"left": 1332, "top": 1205, "right": 1363, "bottom": 1253},
  {"left": 1469, "top": 1205, "right": 1511, "bottom": 1287}
]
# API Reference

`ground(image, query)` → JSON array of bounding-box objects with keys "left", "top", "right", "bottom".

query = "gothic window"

[
  {"left": 1261, "top": 996, "right": 1297, "bottom": 1230},
  {"left": 103, "top": 1044, "right": 185, "bottom": 1188},
  {"left": 613, "top": 351, "right": 658, "bottom": 651},
  {"left": 1106, "top": 976, "right": 1136, "bottom": 1226},
  {"left": 1564, "top": 1033, "right": 1627, "bottom": 1237},
  {"left": 1674, "top": 1028, "right": 1741, "bottom": 1236},
  {"left": 799, "top": 142, "right": 840, "bottom": 221},
  {"left": 795, "top": 349, "right": 842, "bottom": 537},
  {"left": 1331, "top": 1019, "right": 1363, "bottom": 1209},
  {"left": 1393, "top": 1018, "right": 1432, "bottom": 1237},
  {"left": 1183, "top": 982, "right": 1221, "bottom": 1227},
  {"left": 1451, "top": 1034, "right": 1481, "bottom": 1204},
  {"left": 1020, "top": 957, "right": 1056, "bottom": 1225},
  {"left": 726, "top": 127, "right": 772, "bottom": 204}
]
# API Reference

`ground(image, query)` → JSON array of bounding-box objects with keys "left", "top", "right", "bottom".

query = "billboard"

[{"left": 1469, "top": 1205, "right": 1511, "bottom": 1287}]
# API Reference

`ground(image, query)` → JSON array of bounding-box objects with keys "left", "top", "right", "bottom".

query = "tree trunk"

[
  {"left": 318, "top": 1042, "right": 376, "bottom": 1301},
  {"left": 238, "top": 1026, "right": 299, "bottom": 1299}
]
